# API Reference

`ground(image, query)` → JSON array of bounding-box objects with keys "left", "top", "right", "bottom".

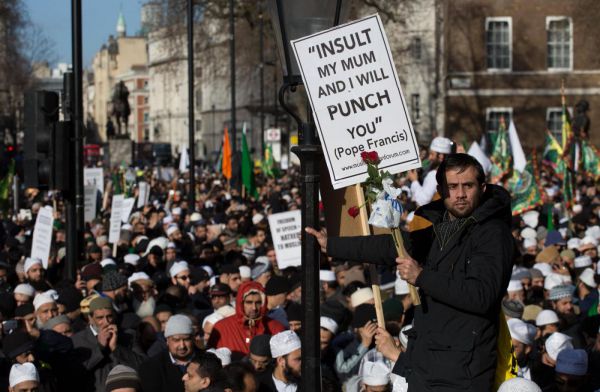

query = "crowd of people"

[{"left": 0, "top": 137, "right": 598, "bottom": 392}]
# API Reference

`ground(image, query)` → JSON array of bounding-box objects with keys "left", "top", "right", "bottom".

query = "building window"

[
  {"left": 143, "top": 113, "right": 149, "bottom": 123},
  {"left": 411, "top": 37, "right": 422, "bottom": 61},
  {"left": 411, "top": 94, "right": 421, "bottom": 123},
  {"left": 485, "top": 108, "right": 512, "bottom": 134},
  {"left": 195, "top": 120, "right": 202, "bottom": 133},
  {"left": 485, "top": 17, "right": 511, "bottom": 70},
  {"left": 547, "top": 17, "right": 572, "bottom": 70},
  {"left": 546, "top": 107, "right": 573, "bottom": 140}
]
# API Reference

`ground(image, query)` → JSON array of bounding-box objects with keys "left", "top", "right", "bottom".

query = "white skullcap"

[
  {"left": 567, "top": 238, "right": 581, "bottom": 250},
  {"left": 166, "top": 225, "right": 179, "bottom": 237},
  {"left": 201, "top": 265, "right": 214, "bottom": 277},
  {"left": 252, "top": 213, "right": 264, "bottom": 225},
  {"left": 395, "top": 276, "right": 410, "bottom": 295},
  {"left": 163, "top": 216, "right": 173, "bottom": 225},
  {"left": 498, "top": 377, "right": 541, "bottom": 392},
  {"left": 270, "top": 330, "right": 301, "bottom": 358},
  {"left": 202, "top": 312, "right": 225, "bottom": 329},
  {"left": 361, "top": 361, "right": 390, "bottom": 386},
  {"left": 165, "top": 242, "right": 176, "bottom": 249},
  {"left": 207, "top": 347, "right": 231, "bottom": 366},
  {"left": 255, "top": 256, "right": 269, "bottom": 265},
  {"left": 14, "top": 283, "right": 35, "bottom": 297},
  {"left": 522, "top": 210, "right": 539, "bottom": 229},
  {"left": 172, "top": 207, "right": 182, "bottom": 215},
  {"left": 523, "top": 238, "right": 537, "bottom": 249},
  {"left": 351, "top": 287, "right": 374, "bottom": 308},
  {"left": 239, "top": 265, "right": 251, "bottom": 279},
  {"left": 545, "top": 332, "right": 573, "bottom": 361},
  {"left": 574, "top": 256, "right": 592, "bottom": 269},
  {"left": 209, "top": 276, "right": 217, "bottom": 287},
  {"left": 165, "top": 314, "right": 193, "bottom": 338},
  {"left": 429, "top": 136, "right": 453, "bottom": 154},
  {"left": 507, "top": 318, "right": 536, "bottom": 345},
  {"left": 9, "top": 363, "right": 39, "bottom": 388},
  {"left": 190, "top": 212, "right": 202, "bottom": 222},
  {"left": 507, "top": 280, "right": 523, "bottom": 292},
  {"left": 585, "top": 225, "right": 600, "bottom": 240},
  {"left": 169, "top": 261, "right": 189, "bottom": 278},
  {"left": 536, "top": 309, "right": 559, "bottom": 327},
  {"left": 216, "top": 305, "right": 236, "bottom": 318},
  {"left": 399, "top": 325, "right": 412, "bottom": 349},
  {"left": 533, "top": 263, "right": 552, "bottom": 277},
  {"left": 127, "top": 272, "right": 152, "bottom": 288},
  {"left": 319, "top": 270, "right": 336, "bottom": 282},
  {"left": 579, "top": 268, "right": 596, "bottom": 288},
  {"left": 581, "top": 236, "right": 599, "bottom": 247},
  {"left": 320, "top": 316, "right": 338, "bottom": 334},
  {"left": 544, "top": 273, "right": 564, "bottom": 291},
  {"left": 558, "top": 228, "right": 568, "bottom": 240},
  {"left": 45, "top": 289, "right": 58, "bottom": 301},
  {"left": 100, "top": 258, "right": 116, "bottom": 268},
  {"left": 33, "top": 293, "right": 55, "bottom": 310},
  {"left": 521, "top": 227, "right": 537, "bottom": 240},
  {"left": 121, "top": 223, "right": 133, "bottom": 231},
  {"left": 124, "top": 254, "right": 140, "bottom": 266},
  {"left": 24, "top": 257, "right": 42, "bottom": 273},
  {"left": 572, "top": 204, "right": 583, "bottom": 214}
]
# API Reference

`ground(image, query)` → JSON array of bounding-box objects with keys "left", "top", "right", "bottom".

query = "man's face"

[
  {"left": 228, "top": 273, "right": 242, "bottom": 292},
  {"left": 243, "top": 293, "right": 262, "bottom": 320},
  {"left": 36, "top": 302, "right": 58, "bottom": 325},
  {"left": 9, "top": 380, "right": 39, "bottom": 392},
  {"left": 255, "top": 230, "right": 266, "bottom": 244},
  {"left": 195, "top": 226, "right": 207, "bottom": 240},
  {"left": 442, "top": 166, "right": 484, "bottom": 218},
  {"left": 288, "top": 320, "right": 302, "bottom": 332},
  {"left": 156, "top": 311, "right": 172, "bottom": 332},
  {"left": 320, "top": 328, "right": 333, "bottom": 351},
  {"left": 283, "top": 349, "right": 301, "bottom": 383},
  {"left": 27, "top": 264, "right": 44, "bottom": 282},
  {"left": 249, "top": 353, "right": 270, "bottom": 373},
  {"left": 14, "top": 350, "right": 35, "bottom": 364},
  {"left": 183, "top": 362, "right": 207, "bottom": 392},
  {"left": 174, "top": 270, "right": 191, "bottom": 289},
  {"left": 91, "top": 308, "right": 114, "bottom": 329},
  {"left": 553, "top": 297, "right": 574, "bottom": 316},
  {"left": 166, "top": 248, "right": 177, "bottom": 261},
  {"left": 14, "top": 293, "right": 31, "bottom": 307},
  {"left": 266, "top": 250, "right": 277, "bottom": 267},
  {"left": 52, "top": 322, "right": 73, "bottom": 337},
  {"left": 227, "top": 219, "right": 238, "bottom": 233},
  {"left": 132, "top": 282, "right": 154, "bottom": 302},
  {"left": 167, "top": 334, "right": 194, "bottom": 360},
  {"left": 89, "top": 252, "right": 101, "bottom": 262},
  {"left": 211, "top": 295, "right": 228, "bottom": 310},
  {"left": 532, "top": 277, "right": 544, "bottom": 288},
  {"left": 511, "top": 339, "right": 531, "bottom": 365}
]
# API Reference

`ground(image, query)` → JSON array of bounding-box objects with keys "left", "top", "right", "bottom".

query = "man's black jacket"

[{"left": 329, "top": 184, "right": 516, "bottom": 392}]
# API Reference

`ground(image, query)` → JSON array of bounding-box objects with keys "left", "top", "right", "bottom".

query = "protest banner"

[
  {"left": 291, "top": 14, "right": 421, "bottom": 189},
  {"left": 84, "top": 185, "right": 97, "bottom": 223},
  {"left": 84, "top": 167, "right": 104, "bottom": 194},
  {"left": 109, "top": 195, "right": 124, "bottom": 244},
  {"left": 137, "top": 181, "right": 150, "bottom": 208},
  {"left": 268, "top": 210, "right": 302, "bottom": 269},
  {"left": 31, "top": 206, "right": 53, "bottom": 268},
  {"left": 121, "top": 197, "right": 135, "bottom": 223}
]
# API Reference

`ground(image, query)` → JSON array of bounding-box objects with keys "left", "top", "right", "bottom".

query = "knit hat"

[
  {"left": 497, "top": 378, "right": 541, "bottom": 392},
  {"left": 265, "top": 276, "right": 289, "bottom": 296},
  {"left": 270, "top": 330, "right": 301, "bottom": 358},
  {"left": 507, "top": 318, "right": 536, "bottom": 345},
  {"left": 250, "top": 334, "right": 272, "bottom": 357},
  {"left": 548, "top": 284, "right": 572, "bottom": 301},
  {"left": 320, "top": 316, "right": 338, "bottom": 334},
  {"left": 81, "top": 262, "right": 103, "bottom": 281},
  {"left": 164, "top": 314, "right": 193, "bottom": 337},
  {"left": 41, "top": 315, "right": 71, "bottom": 331},
  {"left": 350, "top": 287, "right": 374, "bottom": 308},
  {"left": 24, "top": 257, "right": 42, "bottom": 273},
  {"left": 361, "top": 361, "right": 390, "bottom": 386},
  {"left": 9, "top": 363, "right": 39, "bottom": 388},
  {"left": 502, "top": 299, "right": 524, "bottom": 319},
  {"left": 535, "top": 246, "right": 560, "bottom": 263},
  {"left": 352, "top": 304, "right": 377, "bottom": 328},
  {"left": 319, "top": 270, "right": 336, "bottom": 282},
  {"left": 89, "top": 296, "right": 113, "bottom": 313},
  {"left": 105, "top": 365, "right": 141, "bottom": 392},
  {"left": 14, "top": 283, "right": 35, "bottom": 298},
  {"left": 2, "top": 331, "right": 34, "bottom": 359},
  {"left": 536, "top": 309, "right": 560, "bottom": 326},
  {"left": 522, "top": 305, "right": 542, "bottom": 322},
  {"left": 545, "top": 332, "right": 573, "bottom": 361},
  {"left": 101, "top": 271, "right": 127, "bottom": 291},
  {"left": 555, "top": 349, "right": 588, "bottom": 376},
  {"left": 251, "top": 263, "right": 270, "bottom": 280},
  {"left": 33, "top": 293, "right": 55, "bottom": 311},
  {"left": 169, "top": 261, "right": 189, "bottom": 278},
  {"left": 512, "top": 268, "right": 531, "bottom": 281}
]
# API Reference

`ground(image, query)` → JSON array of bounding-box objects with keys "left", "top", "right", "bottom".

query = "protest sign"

[
  {"left": 109, "top": 195, "right": 124, "bottom": 244},
  {"left": 291, "top": 14, "right": 421, "bottom": 189},
  {"left": 268, "top": 210, "right": 302, "bottom": 269},
  {"left": 121, "top": 197, "right": 135, "bottom": 223},
  {"left": 84, "top": 167, "right": 104, "bottom": 194},
  {"left": 84, "top": 185, "right": 97, "bottom": 223},
  {"left": 137, "top": 181, "right": 150, "bottom": 208},
  {"left": 31, "top": 206, "right": 53, "bottom": 268}
]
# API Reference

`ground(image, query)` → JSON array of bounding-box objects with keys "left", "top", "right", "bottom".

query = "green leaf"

[{"left": 367, "top": 164, "right": 378, "bottom": 179}]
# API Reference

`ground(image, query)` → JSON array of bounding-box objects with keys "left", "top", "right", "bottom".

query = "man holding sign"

[{"left": 307, "top": 154, "right": 515, "bottom": 391}]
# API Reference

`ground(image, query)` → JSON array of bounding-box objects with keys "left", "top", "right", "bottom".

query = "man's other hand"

[
  {"left": 396, "top": 257, "right": 422, "bottom": 285},
  {"left": 305, "top": 227, "right": 328, "bottom": 253}
]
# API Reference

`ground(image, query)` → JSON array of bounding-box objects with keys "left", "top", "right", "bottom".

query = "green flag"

[
  {"left": 0, "top": 160, "right": 15, "bottom": 212},
  {"left": 508, "top": 161, "right": 542, "bottom": 216},
  {"left": 560, "top": 166, "right": 575, "bottom": 210},
  {"left": 542, "top": 130, "right": 563, "bottom": 171},
  {"left": 489, "top": 118, "right": 512, "bottom": 183},
  {"left": 262, "top": 144, "right": 275, "bottom": 178},
  {"left": 581, "top": 139, "right": 600, "bottom": 180},
  {"left": 241, "top": 129, "right": 258, "bottom": 199}
]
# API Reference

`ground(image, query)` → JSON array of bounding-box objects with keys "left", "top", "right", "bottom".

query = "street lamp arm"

[{"left": 278, "top": 82, "right": 303, "bottom": 131}]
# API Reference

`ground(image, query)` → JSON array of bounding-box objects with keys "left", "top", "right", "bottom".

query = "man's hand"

[
  {"left": 305, "top": 227, "right": 328, "bottom": 254},
  {"left": 375, "top": 327, "right": 401, "bottom": 361},
  {"left": 407, "top": 169, "right": 418, "bottom": 182},
  {"left": 359, "top": 321, "right": 378, "bottom": 348},
  {"left": 107, "top": 325, "right": 118, "bottom": 352},
  {"left": 97, "top": 325, "right": 112, "bottom": 348},
  {"left": 396, "top": 256, "right": 422, "bottom": 285}
]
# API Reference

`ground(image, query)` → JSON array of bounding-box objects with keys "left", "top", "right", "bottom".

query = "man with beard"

[
  {"left": 246, "top": 334, "right": 272, "bottom": 374},
  {"left": 129, "top": 272, "right": 157, "bottom": 318},
  {"left": 258, "top": 330, "right": 301, "bottom": 392},
  {"left": 170, "top": 261, "right": 191, "bottom": 292},
  {"left": 99, "top": 270, "right": 130, "bottom": 314},
  {"left": 193, "top": 222, "right": 208, "bottom": 246},
  {"left": 140, "top": 314, "right": 198, "bottom": 392},
  {"left": 407, "top": 136, "right": 453, "bottom": 207},
  {"left": 72, "top": 297, "right": 145, "bottom": 392},
  {"left": 507, "top": 318, "right": 537, "bottom": 379},
  {"left": 33, "top": 294, "right": 58, "bottom": 328},
  {"left": 24, "top": 258, "right": 50, "bottom": 292},
  {"left": 549, "top": 285, "right": 585, "bottom": 348}
]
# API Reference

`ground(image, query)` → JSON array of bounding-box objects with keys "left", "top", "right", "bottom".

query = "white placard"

[
  {"left": 84, "top": 168, "right": 104, "bottom": 195},
  {"left": 31, "top": 206, "right": 53, "bottom": 269},
  {"left": 291, "top": 14, "right": 421, "bottom": 189},
  {"left": 121, "top": 197, "right": 135, "bottom": 223},
  {"left": 268, "top": 210, "right": 302, "bottom": 269},
  {"left": 84, "top": 185, "right": 97, "bottom": 223},
  {"left": 109, "top": 195, "right": 124, "bottom": 244},
  {"left": 137, "top": 181, "right": 150, "bottom": 208}
]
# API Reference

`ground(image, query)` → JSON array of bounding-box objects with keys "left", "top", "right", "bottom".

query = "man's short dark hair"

[
  {"left": 436, "top": 153, "right": 486, "bottom": 198},
  {"left": 223, "top": 362, "right": 256, "bottom": 392},
  {"left": 192, "top": 352, "right": 224, "bottom": 385}
]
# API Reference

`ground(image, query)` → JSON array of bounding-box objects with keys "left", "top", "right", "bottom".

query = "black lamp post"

[{"left": 267, "top": 1, "right": 348, "bottom": 390}]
